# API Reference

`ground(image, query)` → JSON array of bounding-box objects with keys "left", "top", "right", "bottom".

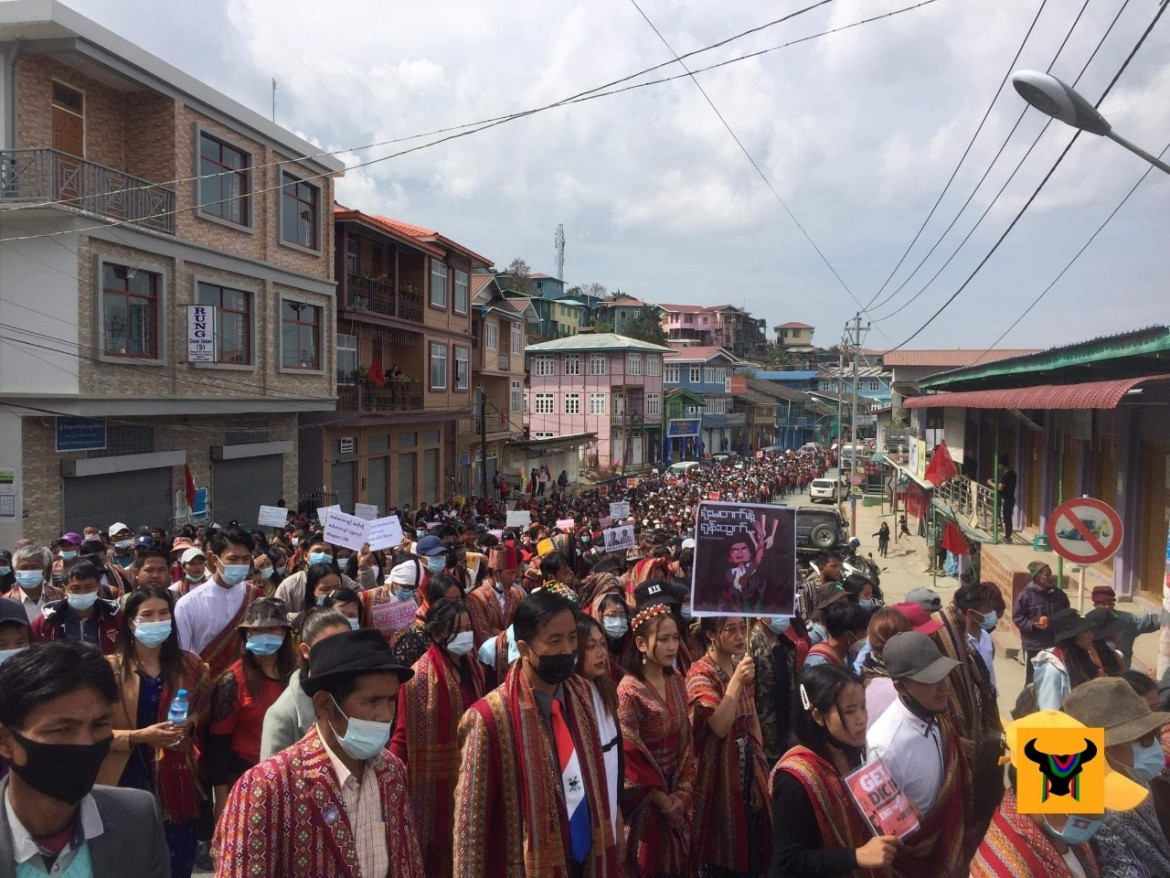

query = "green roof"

[{"left": 525, "top": 333, "right": 673, "bottom": 354}]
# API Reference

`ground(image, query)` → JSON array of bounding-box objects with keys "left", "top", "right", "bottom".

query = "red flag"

[
  {"left": 942, "top": 521, "right": 968, "bottom": 556},
  {"left": 905, "top": 482, "right": 930, "bottom": 519},
  {"left": 184, "top": 463, "right": 196, "bottom": 509},
  {"left": 366, "top": 354, "right": 385, "bottom": 387},
  {"left": 924, "top": 441, "right": 958, "bottom": 487}
]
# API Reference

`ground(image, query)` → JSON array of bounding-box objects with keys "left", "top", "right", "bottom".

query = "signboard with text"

[
  {"left": 186, "top": 305, "right": 217, "bottom": 363},
  {"left": 55, "top": 417, "right": 106, "bottom": 452},
  {"left": 667, "top": 419, "right": 701, "bottom": 438}
]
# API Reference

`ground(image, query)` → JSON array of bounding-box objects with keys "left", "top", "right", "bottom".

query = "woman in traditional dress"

[
  {"left": 618, "top": 602, "right": 696, "bottom": 878},
  {"left": 686, "top": 616, "right": 771, "bottom": 878},
  {"left": 99, "top": 587, "right": 210, "bottom": 878},
  {"left": 389, "top": 597, "right": 484, "bottom": 877},
  {"left": 804, "top": 602, "right": 870, "bottom": 670},
  {"left": 392, "top": 573, "right": 465, "bottom": 668},
  {"left": 770, "top": 664, "right": 901, "bottom": 877},
  {"left": 578, "top": 613, "right": 627, "bottom": 862}
]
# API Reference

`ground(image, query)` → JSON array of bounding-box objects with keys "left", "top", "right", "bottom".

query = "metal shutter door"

[
  {"left": 63, "top": 468, "right": 172, "bottom": 533},
  {"left": 212, "top": 455, "right": 282, "bottom": 527}
]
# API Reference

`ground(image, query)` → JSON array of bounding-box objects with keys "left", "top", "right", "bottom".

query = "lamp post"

[{"left": 1011, "top": 70, "right": 1170, "bottom": 175}]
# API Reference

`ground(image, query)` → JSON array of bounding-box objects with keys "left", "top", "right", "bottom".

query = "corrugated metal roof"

[
  {"left": 777, "top": 322, "right": 813, "bottom": 329},
  {"left": 663, "top": 345, "right": 739, "bottom": 362},
  {"left": 883, "top": 349, "right": 1038, "bottom": 367},
  {"left": 526, "top": 333, "right": 673, "bottom": 353},
  {"left": 902, "top": 374, "right": 1170, "bottom": 410}
]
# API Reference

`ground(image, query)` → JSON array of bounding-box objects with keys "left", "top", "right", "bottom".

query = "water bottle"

[{"left": 167, "top": 689, "right": 189, "bottom": 726}]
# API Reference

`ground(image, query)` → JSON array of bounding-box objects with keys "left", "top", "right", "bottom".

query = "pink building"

[{"left": 525, "top": 334, "right": 670, "bottom": 471}]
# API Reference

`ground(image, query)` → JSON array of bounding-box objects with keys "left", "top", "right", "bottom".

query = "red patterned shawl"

[
  {"left": 970, "top": 789, "right": 1101, "bottom": 878},
  {"left": 199, "top": 583, "right": 262, "bottom": 682}
]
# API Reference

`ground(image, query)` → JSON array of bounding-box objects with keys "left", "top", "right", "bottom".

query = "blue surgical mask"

[
  {"left": 290, "top": 538, "right": 300, "bottom": 547},
  {"left": 0, "top": 566, "right": 10, "bottom": 576},
  {"left": 275, "top": 565, "right": 287, "bottom": 577},
  {"left": 245, "top": 632, "right": 285, "bottom": 656},
  {"left": 807, "top": 622, "right": 827, "bottom": 646},
  {"left": 859, "top": 599, "right": 875, "bottom": 610},
  {"left": 316, "top": 595, "right": 328, "bottom": 607},
  {"left": 769, "top": 617, "right": 791, "bottom": 635},
  {"left": 66, "top": 591, "right": 98, "bottom": 612},
  {"left": 581, "top": 536, "right": 591, "bottom": 545},
  {"left": 59, "top": 551, "right": 78, "bottom": 561},
  {"left": 308, "top": 552, "right": 332, "bottom": 566},
  {"left": 679, "top": 605, "right": 693, "bottom": 622},
  {"left": 348, "top": 617, "right": 361, "bottom": 631},
  {"left": 1044, "top": 814, "right": 1104, "bottom": 845},
  {"left": 134, "top": 620, "right": 173, "bottom": 648},
  {"left": 257, "top": 566, "right": 274, "bottom": 580},
  {"left": 14, "top": 571, "right": 43, "bottom": 589},
  {"left": 114, "top": 540, "right": 133, "bottom": 551},
  {"left": 1130, "top": 739, "right": 1166, "bottom": 782},
  {"left": 447, "top": 631, "right": 475, "bottom": 656},
  {"left": 602, "top": 617, "right": 629, "bottom": 640},
  {"left": 0, "top": 647, "right": 27, "bottom": 664},
  {"left": 425, "top": 556, "right": 447, "bottom": 574},
  {"left": 329, "top": 695, "right": 393, "bottom": 761},
  {"left": 220, "top": 564, "right": 251, "bottom": 586},
  {"left": 395, "top": 588, "right": 415, "bottom": 602},
  {"left": 980, "top": 609, "right": 999, "bottom": 632}
]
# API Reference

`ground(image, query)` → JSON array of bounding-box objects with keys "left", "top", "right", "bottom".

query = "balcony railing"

[
  {"left": 337, "top": 384, "right": 424, "bottom": 413},
  {"left": 934, "top": 474, "right": 998, "bottom": 535},
  {"left": 0, "top": 148, "right": 175, "bottom": 234},
  {"left": 459, "top": 412, "right": 520, "bottom": 435},
  {"left": 344, "top": 274, "right": 424, "bottom": 323}
]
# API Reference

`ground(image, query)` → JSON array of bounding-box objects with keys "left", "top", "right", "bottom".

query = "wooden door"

[{"left": 51, "top": 82, "right": 85, "bottom": 156}]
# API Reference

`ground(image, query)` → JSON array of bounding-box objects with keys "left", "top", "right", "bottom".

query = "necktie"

[{"left": 549, "top": 697, "right": 592, "bottom": 864}]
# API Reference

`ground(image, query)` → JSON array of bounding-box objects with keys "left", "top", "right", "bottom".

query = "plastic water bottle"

[{"left": 167, "top": 689, "right": 189, "bottom": 726}]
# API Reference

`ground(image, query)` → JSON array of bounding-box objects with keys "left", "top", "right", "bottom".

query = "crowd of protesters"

[{"left": 1, "top": 446, "right": 1169, "bottom": 877}]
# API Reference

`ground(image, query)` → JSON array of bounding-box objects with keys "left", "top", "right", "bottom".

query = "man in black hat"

[{"left": 214, "top": 629, "right": 424, "bottom": 878}]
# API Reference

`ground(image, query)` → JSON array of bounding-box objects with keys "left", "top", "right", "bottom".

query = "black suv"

[{"left": 792, "top": 506, "right": 850, "bottom": 555}]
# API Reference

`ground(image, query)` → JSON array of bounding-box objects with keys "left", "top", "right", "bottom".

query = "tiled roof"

[
  {"left": 370, "top": 214, "right": 493, "bottom": 266},
  {"left": 883, "top": 349, "right": 1038, "bottom": 368},
  {"left": 658, "top": 303, "right": 729, "bottom": 314},
  {"left": 663, "top": 345, "right": 739, "bottom": 363},
  {"left": 334, "top": 207, "right": 445, "bottom": 257},
  {"left": 526, "top": 333, "right": 673, "bottom": 354},
  {"left": 902, "top": 374, "right": 1170, "bottom": 410},
  {"left": 777, "top": 322, "right": 813, "bottom": 329}
]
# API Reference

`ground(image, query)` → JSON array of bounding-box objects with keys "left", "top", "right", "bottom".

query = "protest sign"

[
  {"left": 370, "top": 599, "right": 419, "bottom": 638},
  {"left": 556, "top": 518, "right": 576, "bottom": 532},
  {"left": 844, "top": 758, "right": 920, "bottom": 839},
  {"left": 325, "top": 510, "right": 402, "bottom": 552},
  {"left": 609, "top": 501, "right": 630, "bottom": 519},
  {"left": 708, "top": 492, "right": 721, "bottom": 501},
  {"left": 626, "top": 478, "right": 640, "bottom": 488},
  {"left": 603, "top": 524, "right": 636, "bottom": 553},
  {"left": 367, "top": 516, "right": 403, "bottom": 551},
  {"left": 354, "top": 503, "right": 379, "bottom": 521},
  {"left": 257, "top": 505, "right": 288, "bottom": 528},
  {"left": 506, "top": 510, "right": 532, "bottom": 529},
  {"left": 316, "top": 505, "right": 340, "bottom": 527},
  {"left": 598, "top": 485, "right": 609, "bottom": 497},
  {"left": 690, "top": 501, "right": 796, "bottom": 617}
]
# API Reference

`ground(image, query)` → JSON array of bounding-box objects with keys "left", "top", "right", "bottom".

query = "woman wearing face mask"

[
  {"left": 207, "top": 598, "right": 296, "bottom": 821},
  {"left": 272, "top": 538, "right": 367, "bottom": 621},
  {"left": 250, "top": 551, "right": 279, "bottom": 597},
  {"left": 297, "top": 563, "right": 343, "bottom": 625},
  {"left": 100, "top": 587, "right": 210, "bottom": 878},
  {"left": 1032, "top": 609, "right": 1105, "bottom": 711},
  {"left": 618, "top": 602, "right": 697, "bottom": 876},
  {"left": 804, "top": 602, "right": 871, "bottom": 670},
  {"left": 770, "top": 664, "right": 901, "bottom": 876},
  {"left": 687, "top": 616, "right": 771, "bottom": 876},
  {"left": 577, "top": 613, "right": 627, "bottom": 864},
  {"left": 360, "top": 558, "right": 427, "bottom": 646},
  {"left": 321, "top": 586, "right": 363, "bottom": 630},
  {"left": 389, "top": 598, "right": 485, "bottom": 877},
  {"left": 591, "top": 592, "right": 631, "bottom": 682},
  {"left": 0, "top": 549, "right": 14, "bottom": 592},
  {"left": 747, "top": 613, "right": 812, "bottom": 767},
  {"left": 392, "top": 574, "right": 465, "bottom": 669},
  {"left": 857, "top": 607, "right": 912, "bottom": 729}
]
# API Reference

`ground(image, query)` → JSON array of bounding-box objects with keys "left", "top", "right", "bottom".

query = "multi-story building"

[
  {"left": 595, "top": 294, "right": 654, "bottom": 335},
  {"left": 663, "top": 345, "right": 746, "bottom": 456},
  {"left": 658, "top": 303, "right": 766, "bottom": 357},
  {"left": 298, "top": 209, "right": 488, "bottom": 513},
  {"left": 526, "top": 334, "right": 669, "bottom": 472},
  {"left": 775, "top": 321, "right": 816, "bottom": 351},
  {"left": 0, "top": 2, "right": 343, "bottom": 543}
]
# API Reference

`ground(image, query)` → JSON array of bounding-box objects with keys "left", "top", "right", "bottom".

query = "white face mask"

[{"left": 447, "top": 631, "right": 475, "bottom": 656}]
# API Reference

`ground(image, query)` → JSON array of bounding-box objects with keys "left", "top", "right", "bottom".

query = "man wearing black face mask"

[
  {"left": 454, "top": 590, "right": 621, "bottom": 877},
  {"left": 0, "top": 640, "right": 168, "bottom": 876}
]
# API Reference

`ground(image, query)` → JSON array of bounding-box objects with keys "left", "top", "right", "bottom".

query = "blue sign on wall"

[
  {"left": 55, "top": 417, "right": 107, "bottom": 452},
  {"left": 667, "top": 418, "right": 701, "bottom": 438},
  {"left": 191, "top": 487, "right": 209, "bottom": 521}
]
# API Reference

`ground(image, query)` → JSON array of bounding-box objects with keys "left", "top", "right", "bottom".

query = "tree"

[
  {"left": 501, "top": 257, "right": 534, "bottom": 295},
  {"left": 749, "top": 342, "right": 792, "bottom": 369},
  {"left": 621, "top": 306, "right": 668, "bottom": 346}
]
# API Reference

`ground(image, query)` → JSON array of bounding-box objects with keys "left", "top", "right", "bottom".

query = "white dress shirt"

[
  {"left": 14, "top": 588, "right": 48, "bottom": 624},
  {"left": 866, "top": 695, "right": 945, "bottom": 813},
  {"left": 320, "top": 728, "right": 389, "bottom": 878},
  {"left": 174, "top": 578, "right": 247, "bottom": 654}
]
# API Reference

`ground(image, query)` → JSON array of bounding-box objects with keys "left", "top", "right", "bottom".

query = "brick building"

[{"left": 0, "top": 1, "right": 344, "bottom": 543}]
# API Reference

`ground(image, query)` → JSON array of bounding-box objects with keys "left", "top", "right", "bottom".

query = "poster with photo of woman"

[{"left": 690, "top": 502, "right": 797, "bottom": 616}]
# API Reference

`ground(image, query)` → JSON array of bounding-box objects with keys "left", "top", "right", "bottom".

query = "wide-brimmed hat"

[
  {"left": 1005, "top": 709, "right": 1147, "bottom": 811},
  {"left": 238, "top": 597, "right": 291, "bottom": 630},
  {"left": 883, "top": 631, "right": 959, "bottom": 683},
  {"left": 171, "top": 537, "right": 194, "bottom": 554},
  {"left": 1063, "top": 677, "right": 1170, "bottom": 747},
  {"left": 1049, "top": 608, "right": 1092, "bottom": 645},
  {"left": 890, "top": 602, "right": 943, "bottom": 636},
  {"left": 302, "top": 628, "right": 413, "bottom": 695},
  {"left": 1084, "top": 607, "right": 1124, "bottom": 643}
]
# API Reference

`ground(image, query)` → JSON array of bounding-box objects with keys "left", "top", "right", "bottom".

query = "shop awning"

[
  {"left": 902, "top": 374, "right": 1170, "bottom": 410},
  {"left": 505, "top": 432, "right": 595, "bottom": 454}
]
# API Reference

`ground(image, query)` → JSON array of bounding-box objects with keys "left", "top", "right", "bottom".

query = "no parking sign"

[{"left": 1046, "top": 497, "right": 1123, "bottom": 565}]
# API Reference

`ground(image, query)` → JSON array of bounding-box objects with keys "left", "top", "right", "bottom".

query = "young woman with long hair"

[
  {"left": 1032, "top": 609, "right": 1104, "bottom": 710},
  {"left": 578, "top": 613, "right": 627, "bottom": 862}
]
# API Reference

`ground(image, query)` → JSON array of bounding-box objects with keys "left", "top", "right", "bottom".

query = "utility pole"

[
  {"left": 845, "top": 312, "right": 870, "bottom": 482},
  {"left": 477, "top": 386, "right": 488, "bottom": 502},
  {"left": 836, "top": 344, "right": 844, "bottom": 457}
]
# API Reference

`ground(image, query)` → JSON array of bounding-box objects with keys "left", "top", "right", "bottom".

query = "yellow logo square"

[{"left": 1016, "top": 727, "right": 1105, "bottom": 814}]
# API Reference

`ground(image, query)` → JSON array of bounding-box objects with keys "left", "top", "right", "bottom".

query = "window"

[
  {"left": 512, "top": 322, "right": 523, "bottom": 356},
  {"left": 280, "top": 171, "right": 319, "bottom": 250},
  {"left": 524, "top": 390, "right": 530, "bottom": 414},
  {"left": 429, "top": 344, "right": 448, "bottom": 389},
  {"left": 199, "top": 132, "right": 250, "bottom": 226},
  {"left": 280, "top": 300, "right": 321, "bottom": 370},
  {"left": 535, "top": 393, "right": 554, "bottom": 414},
  {"left": 612, "top": 395, "right": 626, "bottom": 417},
  {"left": 780, "top": 328, "right": 789, "bottom": 339},
  {"left": 564, "top": 393, "right": 580, "bottom": 415},
  {"left": 564, "top": 354, "right": 581, "bottom": 376},
  {"left": 645, "top": 393, "right": 661, "bottom": 416},
  {"left": 664, "top": 364, "right": 679, "bottom": 383},
  {"left": 704, "top": 367, "right": 715, "bottom": 384},
  {"left": 101, "top": 263, "right": 160, "bottom": 360},
  {"left": 867, "top": 379, "right": 880, "bottom": 392},
  {"left": 589, "top": 393, "right": 606, "bottom": 415},
  {"left": 534, "top": 432, "right": 554, "bottom": 440},
  {"left": 454, "top": 269, "right": 469, "bottom": 314},
  {"left": 716, "top": 368, "right": 727, "bottom": 383},
  {"left": 196, "top": 282, "right": 252, "bottom": 365},
  {"left": 647, "top": 356, "right": 661, "bottom": 376},
  {"left": 346, "top": 236, "right": 359, "bottom": 275},
  {"left": 485, "top": 322, "right": 498, "bottom": 351},
  {"left": 430, "top": 259, "right": 448, "bottom": 308},
  {"left": 532, "top": 355, "right": 554, "bottom": 376},
  {"left": 511, "top": 380, "right": 523, "bottom": 413},
  {"left": 454, "top": 347, "right": 469, "bottom": 390},
  {"left": 589, "top": 354, "right": 607, "bottom": 375},
  {"left": 337, "top": 333, "right": 357, "bottom": 385},
  {"left": 689, "top": 366, "right": 701, "bottom": 384},
  {"left": 627, "top": 353, "right": 642, "bottom": 375}
]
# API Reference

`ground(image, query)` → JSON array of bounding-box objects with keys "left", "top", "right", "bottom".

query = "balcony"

[
  {"left": 344, "top": 274, "right": 424, "bottom": 323},
  {"left": 458, "top": 412, "right": 520, "bottom": 436},
  {"left": 337, "top": 384, "right": 424, "bottom": 413},
  {"left": 934, "top": 475, "right": 998, "bottom": 536},
  {"left": 0, "top": 148, "right": 175, "bottom": 234}
]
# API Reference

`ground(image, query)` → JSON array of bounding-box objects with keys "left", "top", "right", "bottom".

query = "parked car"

[
  {"left": 791, "top": 506, "right": 850, "bottom": 554},
  {"left": 808, "top": 478, "right": 840, "bottom": 504},
  {"left": 710, "top": 452, "right": 738, "bottom": 464},
  {"left": 667, "top": 461, "right": 702, "bottom": 476}
]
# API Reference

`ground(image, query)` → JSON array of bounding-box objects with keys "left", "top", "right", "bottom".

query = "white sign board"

[
  {"left": 609, "top": 501, "right": 631, "bottom": 519},
  {"left": 257, "top": 505, "right": 288, "bottom": 528},
  {"left": 506, "top": 510, "right": 532, "bottom": 529},
  {"left": 367, "top": 516, "right": 404, "bottom": 552},
  {"left": 354, "top": 503, "right": 379, "bottom": 521},
  {"left": 317, "top": 505, "right": 341, "bottom": 528},
  {"left": 325, "top": 510, "right": 404, "bottom": 552},
  {"left": 556, "top": 518, "right": 576, "bottom": 532},
  {"left": 603, "top": 524, "right": 637, "bottom": 553},
  {"left": 186, "top": 305, "right": 216, "bottom": 363}
]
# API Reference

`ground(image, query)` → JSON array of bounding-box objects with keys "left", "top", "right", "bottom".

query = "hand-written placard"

[
  {"left": 325, "top": 510, "right": 403, "bottom": 552},
  {"left": 354, "top": 503, "right": 379, "bottom": 521},
  {"left": 257, "top": 505, "right": 288, "bottom": 528},
  {"left": 599, "top": 517, "right": 614, "bottom": 529},
  {"left": 506, "top": 510, "right": 532, "bottom": 529},
  {"left": 603, "top": 524, "right": 636, "bottom": 553},
  {"left": 370, "top": 598, "right": 418, "bottom": 636},
  {"left": 556, "top": 518, "right": 576, "bottom": 532},
  {"left": 317, "top": 505, "right": 341, "bottom": 528},
  {"left": 367, "top": 516, "right": 403, "bottom": 551},
  {"left": 609, "top": 501, "right": 630, "bottom": 519},
  {"left": 844, "top": 757, "right": 920, "bottom": 839}
]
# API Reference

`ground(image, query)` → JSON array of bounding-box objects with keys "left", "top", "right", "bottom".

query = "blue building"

[{"left": 663, "top": 345, "right": 746, "bottom": 457}]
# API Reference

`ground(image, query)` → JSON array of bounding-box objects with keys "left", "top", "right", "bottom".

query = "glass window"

[
  {"left": 564, "top": 354, "right": 581, "bottom": 376},
  {"left": 511, "top": 380, "right": 523, "bottom": 413},
  {"left": 422, "top": 430, "right": 441, "bottom": 445},
  {"left": 454, "top": 269, "right": 469, "bottom": 314},
  {"left": 565, "top": 393, "right": 580, "bottom": 415},
  {"left": 399, "top": 432, "right": 417, "bottom": 449},
  {"left": 430, "top": 343, "right": 448, "bottom": 390},
  {"left": 485, "top": 322, "right": 498, "bottom": 350},
  {"left": 704, "top": 367, "right": 715, "bottom": 383},
  {"left": 430, "top": 259, "right": 448, "bottom": 308},
  {"left": 512, "top": 322, "right": 523, "bottom": 355},
  {"left": 589, "top": 354, "right": 607, "bottom": 376},
  {"left": 199, "top": 132, "right": 250, "bottom": 226},
  {"left": 280, "top": 300, "right": 321, "bottom": 369},
  {"left": 101, "top": 263, "right": 159, "bottom": 359},
  {"left": 647, "top": 355, "right": 661, "bottom": 376},
  {"left": 195, "top": 282, "right": 251, "bottom": 365},
  {"left": 664, "top": 364, "right": 679, "bottom": 383},
  {"left": 627, "top": 353, "right": 642, "bottom": 375},
  {"left": 454, "top": 347, "right": 469, "bottom": 390},
  {"left": 533, "top": 355, "right": 554, "bottom": 377},
  {"left": 646, "top": 393, "right": 661, "bottom": 415},
  {"left": 535, "top": 393, "right": 554, "bottom": 414},
  {"left": 589, "top": 393, "right": 606, "bottom": 415},
  {"left": 689, "top": 366, "right": 701, "bottom": 383},
  {"left": 280, "top": 171, "right": 319, "bottom": 250},
  {"left": 336, "top": 333, "right": 358, "bottom": 385}
]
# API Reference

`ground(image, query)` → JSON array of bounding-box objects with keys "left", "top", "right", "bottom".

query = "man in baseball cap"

[
  {"left": 905, "top": 587, "right": 942, "bottom": 614},
  {"left": 1088, "top": 585, "right": 1161, "bottom": 669}
]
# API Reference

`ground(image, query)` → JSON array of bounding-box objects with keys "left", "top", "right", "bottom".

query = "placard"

[
  {"left": 317, "top": 505, "right": 341, "bottom": 527},
  {"left": 603, "top": 524, "right": 636, "bottom": 553},
  {"left": 367, "top": 515, "right": 404, "bottom": 552},
  {"left": 599, "top": 517, "right": 614, "bottom": 529},
  {"left": 598, "top": 485, "right": 609, "bottom": 497},
  {"left": 354, "top": 503, "right": 379, "bottom": 521},
  {"left": 609, "top": 501, "right": 630, "bottom": 519},
  {"left": 708, "top": 492, "right": 721, "bottom": 501},
  {"left": 257, "top": 505, "right": 288, "bottom": 528},
  {"left": 844, "top": 757, "right": 921, "bottom": 839},
  {"left": 324, "top": 509, "right": 370, "bottom": 551},
  {"left": 626, "top": 478, "right": 640, "bottom": 489},
  {"left": 506, "top": 510, "right": 532, "bottom": 529},
  {"left": 690, "top": 501, "right": 797, "bottom": 616},
  {"left": 370, "top": 598, "right": 419, "bottom": 636},
  {"left": 556, "top": 518, "right": 576, "bottom": 532}
]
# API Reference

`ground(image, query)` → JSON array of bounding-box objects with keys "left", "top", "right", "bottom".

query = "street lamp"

[{"left": 1011, "top": 70, "right": 1170, "bottom": 175}]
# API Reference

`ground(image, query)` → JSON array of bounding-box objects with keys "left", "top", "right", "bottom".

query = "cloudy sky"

[{"left": 66, "top": 0, "right": 1170, "bottom": 350}]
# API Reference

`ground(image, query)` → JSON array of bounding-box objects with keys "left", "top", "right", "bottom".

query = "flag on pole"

[
  {"left": 366, "top": 354, "right": 385, "bottom": 387},
  {"left": 924, "top": 440, "right": 958, "bottom": 486},
  {"left": 184, "top": 464, "right": 196, "bottom": 510}
]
